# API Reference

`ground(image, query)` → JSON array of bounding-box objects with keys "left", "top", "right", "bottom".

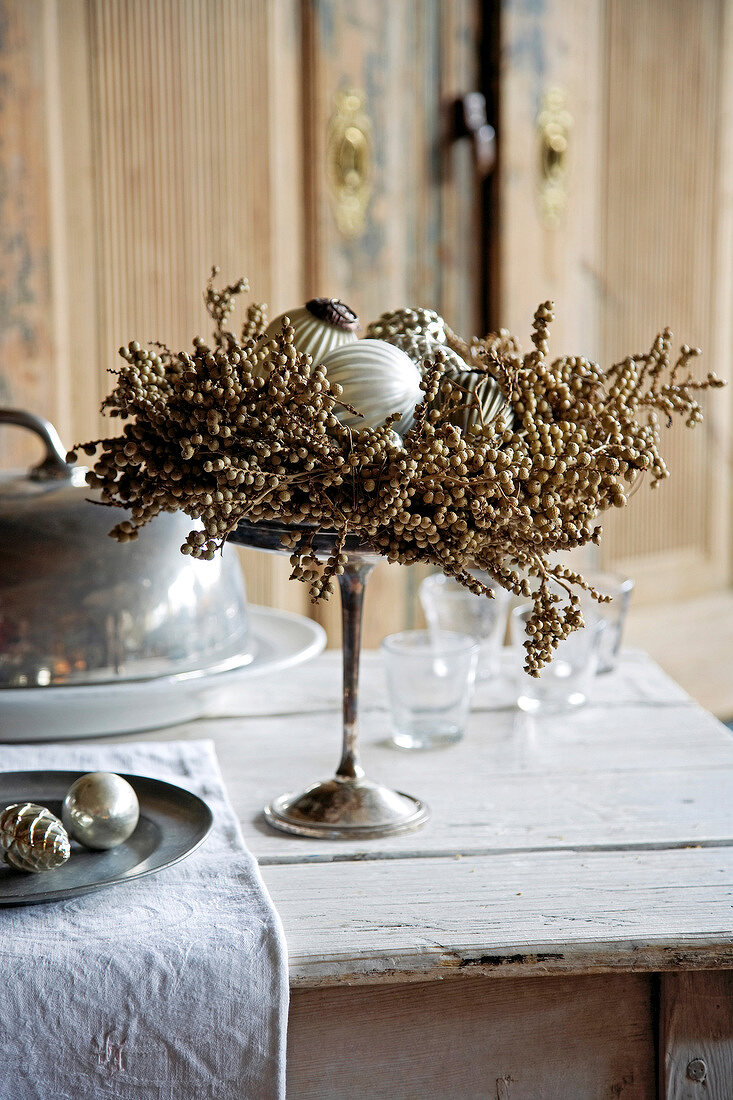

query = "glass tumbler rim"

[
  {"left": 381, "top": 628, "right": 480, "bottom": 657},
  {"left": 419, "top": 572, "right": 507, "bottom": 599},
  {"left": 511, "top": 601, "right": 614, "bottom": 618},
  {"left": 511, "top": 603, "right": 534, "bottom": 623},
  {"left": 579, "top": 570, "right": 635, "bottom": 596},
  {"left": 511, "top": 602, "right": 608, "bottom": 639}
]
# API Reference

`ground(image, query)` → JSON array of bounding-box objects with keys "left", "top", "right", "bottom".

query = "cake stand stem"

[
  {"left": 260, "top": 534, "right": 429, "bottom": 839},
  {"left": 335, "top": 560, "right": 373, "bottom": 782}
]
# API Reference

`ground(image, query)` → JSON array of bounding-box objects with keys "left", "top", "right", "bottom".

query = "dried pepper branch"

[{"left": 71, "top": 273, "right": 724, "bottom": 674}]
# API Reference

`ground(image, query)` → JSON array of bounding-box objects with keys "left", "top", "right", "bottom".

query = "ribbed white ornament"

[
  {"left": 264, "top": 305, "right": 358, "bottom": 366},
  {"left": 320, "top": 339, "right": 424, "bottom": 436}
]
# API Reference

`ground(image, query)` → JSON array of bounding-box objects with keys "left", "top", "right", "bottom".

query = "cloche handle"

[{"left": 0, "top": 408, "right": 74, "bottom": 480}]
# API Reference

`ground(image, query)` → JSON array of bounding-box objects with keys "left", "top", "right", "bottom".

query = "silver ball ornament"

[{"left": 62, "top": 772, "right": 140, "bottom": 850}]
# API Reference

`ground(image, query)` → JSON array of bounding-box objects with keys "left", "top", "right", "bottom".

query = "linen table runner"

[{"left": 0, "top": 739, "right": 287, "bottom": 1100}]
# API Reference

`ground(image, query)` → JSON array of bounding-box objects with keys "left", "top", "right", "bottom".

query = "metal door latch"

[
  {"left": 538, "top": 87, "right": 573, "bottom": 226},
  {"left": 326, "top": 89, "right": 372, "bottom": 240},
  {"left": 451, "top": 92, "right": 496, "bottom": 179}
]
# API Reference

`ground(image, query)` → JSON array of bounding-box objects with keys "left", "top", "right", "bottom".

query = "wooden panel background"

[
  {"left": 499, "top": 0, "right": 733, "bottom": 602},
  {"left": 497, "top": 0, "right": 604, "bottom": 585},
  {"left": 83, "top": 0, "right": 308, "bottom": 611},
  {"left": 0, "top": 0, "right": 309, "bottom": 614},
  {"left": 288, "top": 972, "right": 656, "bottom": 1099},
  {"left": 1, "top": 0, "right": 731, "bottom": 643},
  {"left": 598, "top": 0, "right": 732, "bottom": 602},
  {"left": 301, "top": 0, "right": 483, "bottom": 645},
  {"left": 0, "top": 1, "right": 70, "bottom": 461},
  {"left": 499, "top": 0, "right": 604, "bottom": 361}
]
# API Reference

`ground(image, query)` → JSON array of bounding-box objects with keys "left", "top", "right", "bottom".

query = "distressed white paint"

[
  {"left": 115, "top": 651, "right": 733, "bottom": 864},
  {"left": 264, "top": 846, "right": 733, "bottom": 986}
]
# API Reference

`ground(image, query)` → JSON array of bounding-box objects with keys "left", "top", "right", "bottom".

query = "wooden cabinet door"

[
  {"left": 498, "top": 0, "right": 733, "bottom": 604},
  {"left": 301, "top": 0, "right": 487, "bottom": 644},
  {"left": 3, "top": 1, "right": 730, "bottom": 637},
  {"left": 0, "top": 0, "right": 489, "bottom": 640},
  {"left": 598, "top": 0, "right": 732, "bottom": 603},
  {"left": 0, "top": 0, "right": 309, "bottom": 613}
]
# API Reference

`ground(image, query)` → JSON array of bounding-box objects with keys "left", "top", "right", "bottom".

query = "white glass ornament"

[
  {"left": 320, "top": 339, "right": 425, "bottom": 436},
  {"left": 263, "top": 298, "right": 359, "bottom": 366}
]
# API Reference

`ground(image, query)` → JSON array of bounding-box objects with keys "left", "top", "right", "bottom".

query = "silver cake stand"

[{"left": 229, "top": 520, "right": 430, "bottom": 839}]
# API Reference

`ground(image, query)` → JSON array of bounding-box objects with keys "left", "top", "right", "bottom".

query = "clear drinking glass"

[
  {"left": 511, "top": 606, "right": 606, "bottom": 713},
  {"left": 579, "top": 572, "right": 634, "bottom": 673},
  {"left": 381, "top": 630, "right": 479, "bottom": 750},
  {"left": 419, "top": 571, "right": 510, "bottom": 679}
]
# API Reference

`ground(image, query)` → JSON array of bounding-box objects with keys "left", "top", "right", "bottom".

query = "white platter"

[{"left": 0, "top": 606, "right": 325, "bottom": 742}]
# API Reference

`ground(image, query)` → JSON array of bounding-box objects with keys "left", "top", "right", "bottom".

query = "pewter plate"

[{"left": 0, "top": 771, "right": 213, "bottom": 906}]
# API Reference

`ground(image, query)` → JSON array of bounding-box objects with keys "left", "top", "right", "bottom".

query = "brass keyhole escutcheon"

[
  {"left": 326, "top": 90, "right": 372, "bottom": 240},
  {"left": 537, "top": 88, "right": 573, "bottom": 226}
]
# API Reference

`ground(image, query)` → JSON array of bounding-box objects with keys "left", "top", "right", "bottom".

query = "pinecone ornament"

[
  {"left": 384, "top": 331, "right": 511, "bottom": 435},
  {"left": 0, "top": 803, "right": 71, "bottom": 873},
  {"left": 366, "top": 307, "right": 446, "bottom": 343}
]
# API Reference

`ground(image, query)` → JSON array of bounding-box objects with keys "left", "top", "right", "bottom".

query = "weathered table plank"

[
  {"left": 111, "top": 651, "right": 733, "bottom": 863},
  {"left": 263, "top": 846, "right": 733, "bottom": 986}
]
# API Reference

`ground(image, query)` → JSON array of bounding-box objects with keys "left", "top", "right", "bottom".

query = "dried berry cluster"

[{"left": 72, "top": 271, "right": 723, "bottom": 673}]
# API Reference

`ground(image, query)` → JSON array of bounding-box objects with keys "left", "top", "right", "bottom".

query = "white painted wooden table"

[{"left": 106, "top": 649, "right": 733, "bottom": 1099}]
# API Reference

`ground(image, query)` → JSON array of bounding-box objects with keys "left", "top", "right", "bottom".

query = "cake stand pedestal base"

[{"left": 264, "top": 777, "right": 429, "bottom": 840}]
